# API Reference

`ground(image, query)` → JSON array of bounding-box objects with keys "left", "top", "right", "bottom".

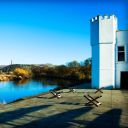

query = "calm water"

[{"left": 0, "top": 77, "right": 73, "bottom": 104}]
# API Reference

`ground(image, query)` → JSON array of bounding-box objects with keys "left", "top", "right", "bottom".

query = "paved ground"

[{"left": 0, "top": 83, "right": 128, "bottom": 128}]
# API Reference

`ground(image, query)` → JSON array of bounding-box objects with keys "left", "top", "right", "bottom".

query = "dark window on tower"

[{"left": 118, "top": 46, "right": 125, "bottom": 61}]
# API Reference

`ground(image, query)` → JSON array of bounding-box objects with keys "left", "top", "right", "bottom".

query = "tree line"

[
  {"left": 32, "top": 58, "right": 92, "bottom": 80},
  {"left": 0, "top": 58, "right": 92, "bottom": 81}
]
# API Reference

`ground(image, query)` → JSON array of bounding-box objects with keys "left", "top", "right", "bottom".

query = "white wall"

[
  {"left": 100, "top": 70, "right": 114, "bottom": 89},
  {"left": 99, "top": 43, "right": 115, "bottom": 89},
  {"left": 90, "top": 14, "right": 117, "bottom": 89},
  {"left": 115, "top": 30, "right": 128, "bottom": 88},
  {"left": 99, "top": 15, "right": 116, "bottom": 44},
  {"left": 91, "top": 44, "right": 99, "bottom": 89}
]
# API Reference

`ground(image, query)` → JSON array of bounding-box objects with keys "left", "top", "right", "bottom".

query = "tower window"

[{"left": 118, "top": 46, "right": 125, "bottom": 61}]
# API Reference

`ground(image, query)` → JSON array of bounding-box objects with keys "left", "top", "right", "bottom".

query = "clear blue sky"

[{"left": 0, "top": 0, "right": 128, "bottom": 65}]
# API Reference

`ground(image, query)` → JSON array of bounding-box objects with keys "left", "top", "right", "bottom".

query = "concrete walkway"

[{"left": 0, "top": 83, "right": 128, "bottom": 128}]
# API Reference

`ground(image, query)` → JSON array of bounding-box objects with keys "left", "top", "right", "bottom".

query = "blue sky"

[{"left": 0, "top": 0, "right": 128, "bottom": 65}]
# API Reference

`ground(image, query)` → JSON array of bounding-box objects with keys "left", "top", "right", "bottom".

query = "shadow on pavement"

[
  {"left": 11, "top": 107, "right": 93, "bottom": 128},
  {"left": 0, "top": 104, "right": 124, "bottom": 128},
  {"left": 81, "top": 108, "right": 122, "bottom": 128},
  {"left": 0, "top": 104, "right": 52, "bottom": 127}
]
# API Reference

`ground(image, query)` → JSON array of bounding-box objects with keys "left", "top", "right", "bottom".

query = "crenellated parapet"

[
  {"left": 90, "top": 14, "right": 117, "bottom": 46},
  {"left": 90, "top": 14, "right": 117, "bottom": 23}
]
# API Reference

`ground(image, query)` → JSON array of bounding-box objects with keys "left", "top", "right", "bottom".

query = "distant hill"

[
  {"left": 1, "top": 64, "right": 30, "bottom": 72},
  {"left": 0, "top": 65, "right": 9, "bottom": 68},
  {"left": 0, "top": 65, "right": 9, "bottom": 70},
  {"left": 1, "top": 64, "right": 60, "bottom": 72},
  {"left": 30, "top": 63, "right": 59, "bottom": 68}
]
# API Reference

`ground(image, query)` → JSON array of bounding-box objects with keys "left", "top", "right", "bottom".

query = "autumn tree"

[
  {"left": 84, "top": 58, "right": 92, "bottom": 67},
  {"left": 77, "top": 71, "right": 85, "bottom": 80},
  {"left": 70, "top": 70, "right": 78, "bottom": 78},
  {"left": 47, "top": 67, "right": 55, "bottom": 76},
  {"left": 79, "top": 61, "right": 84, "bottom": 67},
  {"left": 32, "top": 67, "right": 41, "bottom": 76},
  {"left": 80, "top": 65, "right": 91, "bottom": 79},
  {"left": 24, "top": 67, "right": 32, "bottom": 75},
  {"left": 13, "top": 68, "right": 28, "bottom": 77},
  {"left": 56, "top": 65, "right": 68, "bottom": 77},
  {"left": 72, "top": 60, "right": 79, "bottom": 68},
  {"left": 66, "top": 67, "right": 74, "bottom": 77},
  {"left": 0, "top": 70, "right": 2, "bottom": 74},
  {"left": 66, "top": 60, "right": 80, "bottom": 71},
  {"left": 66, "top": 60, "right": 79, "bottom": 67},
  {"left": 41, "top": 65, "right": 48, "bottom": 73}
]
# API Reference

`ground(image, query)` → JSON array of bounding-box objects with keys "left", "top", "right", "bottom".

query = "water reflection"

[
  {"left": 13, "top": 79, "right": 29, "bottom": 86},
  {"left": 0, "top": 77, "right": 73, "bottom": 104},
  {"left": 32, "top": 77, "right": 73, "bottom": 87}
]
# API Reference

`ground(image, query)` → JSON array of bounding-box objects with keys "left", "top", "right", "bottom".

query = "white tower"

[{"left": 90, "top": 14, "right": 117, "bottom": 89}]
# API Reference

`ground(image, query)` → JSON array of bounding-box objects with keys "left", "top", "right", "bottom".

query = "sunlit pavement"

[{"left": 0, "top": 83, "right": 128, "bottom": 128}]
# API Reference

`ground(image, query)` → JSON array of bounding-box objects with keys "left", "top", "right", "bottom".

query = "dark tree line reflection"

[{"left": 12, "top": 77, "right": 73, "bottom": 88}]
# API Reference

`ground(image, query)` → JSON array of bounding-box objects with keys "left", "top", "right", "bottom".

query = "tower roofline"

[{"left": 90, "top": 14, "right": 117, "bottom": 23}]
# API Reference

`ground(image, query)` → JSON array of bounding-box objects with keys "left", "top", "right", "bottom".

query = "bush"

[
  {"left": 9, "top": 72, "right": 13, "bottom": 75},
  {"left": 13, "top": 68, "right": 28, "bottom": 77},
  {"left": 5, "top": 72, "right": 9, "bottom": 74},
  {"left": 32, "top": 67, "right": 41, "bottom": 76},
  {"left": 0, "top": 70, "right": 2, "bottom": 74},
  {"left": 77, "top": 72, "right": 85, "bottom": 80},
  {"left": 24, "top": 67, "right": 32, "bottom": 75},
  {"left": 70, "top": 70, "right": 78, "bottom": 77}
]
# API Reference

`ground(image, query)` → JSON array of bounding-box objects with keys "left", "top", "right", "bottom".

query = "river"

[{"left": 0, "top": 77, "right": 73, "bottom": 104}]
